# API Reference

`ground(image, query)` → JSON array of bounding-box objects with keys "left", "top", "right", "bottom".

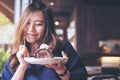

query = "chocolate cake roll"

[{"left": 35, "top": 44, "right": 54, "bottom": 58}]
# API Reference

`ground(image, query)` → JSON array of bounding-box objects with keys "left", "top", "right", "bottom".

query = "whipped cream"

[{"left": 40, "top": 44, "right": 50, "bottom": 50}]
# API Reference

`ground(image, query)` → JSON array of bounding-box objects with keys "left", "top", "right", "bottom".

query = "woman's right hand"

[
  {"left": 16, "top": 45, "right": 29, "bottom": 66},
  {"left": 11, "top": 45, "right": 30, "bottom": 80}
]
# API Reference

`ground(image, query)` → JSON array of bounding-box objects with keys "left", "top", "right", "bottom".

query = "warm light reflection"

[
  {"left": 101, "top": 57, "right": 120, "bottom": 63},
  {"left": 101, "top": 57, "right": 120, "bottom": 67},
  {"left": 49, "top": 2, "right": 54, "bottom": 6},
  {"left": 54, "top": 21, "right": 60, "bottom": 26}
]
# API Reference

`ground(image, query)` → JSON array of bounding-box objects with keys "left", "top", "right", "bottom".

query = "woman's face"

[{"left": 24, "top": 11, "right": 45, "bottom": 44}]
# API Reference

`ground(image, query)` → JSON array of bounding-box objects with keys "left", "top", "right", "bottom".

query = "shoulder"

[
  {"left": 63, "top": 40, "right": 72, "bottom": 47},
  {"left": 2, "top": 59, "right": 14, "bottom": 80},
  {"left": 3, "top": 59, "right": 13, "bottom": 74},
  {"left": 62, "top": 40, "right": 76, "bottom": 52},
  {"left": 4, "top": 59, "right": 10, "bottom": 70}
]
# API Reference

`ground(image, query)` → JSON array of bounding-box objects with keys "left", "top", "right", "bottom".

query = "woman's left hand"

[{"left": 44, "top": 51, "right": 68, "bottom": 73}]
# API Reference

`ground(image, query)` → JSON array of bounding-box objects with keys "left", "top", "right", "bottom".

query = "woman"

[{"left": 2, "top": 2, "right": 88, "bottom": 80}]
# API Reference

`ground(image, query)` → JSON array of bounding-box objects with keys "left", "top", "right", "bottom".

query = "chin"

[{"left": 27, "top": 39, "right": 37, "bottom": 44}]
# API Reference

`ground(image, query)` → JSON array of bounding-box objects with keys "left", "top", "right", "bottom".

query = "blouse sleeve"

[
  {"left": 63, "top": 41, "right": 88, "bottom": 80},
  {"left": 1, "top": 59, "right": 14, "bottom": 80}
]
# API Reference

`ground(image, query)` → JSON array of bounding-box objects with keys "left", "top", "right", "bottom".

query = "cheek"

[
  {"left": 23, "top": 28, "right": 27, "bottom": 35},
  {"left": 37, "top": 28, "right": 45, "bottom": 37},
  {"left": 23, "top": 26, "right": 28, "bottom": 34}
]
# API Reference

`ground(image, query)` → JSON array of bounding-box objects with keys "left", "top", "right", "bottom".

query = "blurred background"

[{"left": 0, "top": 0, "right": 120, "bottom": 79}]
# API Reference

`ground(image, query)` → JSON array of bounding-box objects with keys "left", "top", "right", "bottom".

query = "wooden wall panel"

[
  {"left": 0, "top": 0, "right": 14, "bottom": 22},
  {"left": 76, "top": 2, "right": 120, "bottom": 54}
]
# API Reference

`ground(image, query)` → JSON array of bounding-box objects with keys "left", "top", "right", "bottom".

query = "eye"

[
  {"left": 36, "top": 23, "right": 43, "bottom": 26},
  {"left": 35, "top": 22, "right": 44, "bottom": 27}
]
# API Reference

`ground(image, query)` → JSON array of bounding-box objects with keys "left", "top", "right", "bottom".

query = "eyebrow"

[
  {"left": 27, "top": 19, "right": 44, "bottom": 22},
  {"left": 35, "top": 20, "right": 44, "bottom": 22}
]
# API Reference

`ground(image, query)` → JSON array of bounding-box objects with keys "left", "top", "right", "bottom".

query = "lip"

[
  {"left": 26, "top": 32, "right": 37, "bottom": 38},
  {"left": 26, "top": 32, "right": 37, "bottom": 35}
]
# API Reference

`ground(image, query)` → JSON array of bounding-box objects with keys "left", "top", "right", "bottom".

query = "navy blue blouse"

[{"left": 2, "top": 41, "right": 88, "bottom": 80}]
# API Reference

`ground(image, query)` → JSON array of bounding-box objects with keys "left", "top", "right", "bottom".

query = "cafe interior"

[{"left": 0, "top": 0, "right": 120, "bottom": 79}]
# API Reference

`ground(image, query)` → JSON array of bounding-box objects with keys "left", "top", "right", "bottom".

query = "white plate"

[{"left": 24, "top": 57, "right": 68, "bottom": 65}]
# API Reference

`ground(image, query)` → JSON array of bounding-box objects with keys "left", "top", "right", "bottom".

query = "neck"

[{"left": 29, "top": 43, "right": 35, "bottom": 57}]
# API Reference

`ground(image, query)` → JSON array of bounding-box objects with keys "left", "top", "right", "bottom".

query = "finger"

[
  {"left": 44, "top": 64, "right": 52, "bottom": 68},
  {"left": 19, "top": 45, "right": 29, "bottom": 57},
  {"left": 61, "top": 51, "right": 67, "bottom": 58},
  {"left": 19, "top": 45, "right": 25, "bottom": 50},
  {"left": 24, "top": 53, "right": 28, "bottom": 57},
  {"left": 19, "top": 45, "right": 23, "bottom": 50},
  {"left": 57, "top": 60, "right": 62, "bottom": 67},
  {"left": 48, "top": 63, "right": 59, "bottom": 69},
  {"left": 26, "top": 53, "right": 30, "bottom": 57}
]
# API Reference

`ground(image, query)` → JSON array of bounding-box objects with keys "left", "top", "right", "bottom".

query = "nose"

[{"left": 28, "top": 23, "right": 35, "bottom": 31}]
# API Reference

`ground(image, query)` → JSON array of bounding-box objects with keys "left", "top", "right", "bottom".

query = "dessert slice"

[{"left": 35, "top": 44, "right": 54, "bottom": 58}]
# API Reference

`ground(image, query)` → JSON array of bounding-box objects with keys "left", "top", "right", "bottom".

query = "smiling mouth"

[
  {"left": 28, "top": 34, "right": 36, "bottom": 37},
  {"left": 26, "top": 33, "right": 37, "bottom": 38}
]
